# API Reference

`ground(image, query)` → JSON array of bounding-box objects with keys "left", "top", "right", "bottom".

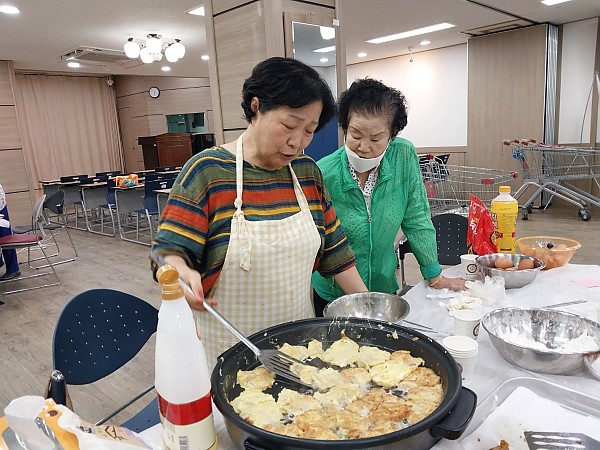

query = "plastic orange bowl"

[{"left": 516, "top": 236, "right": 581, "bottom": 270}]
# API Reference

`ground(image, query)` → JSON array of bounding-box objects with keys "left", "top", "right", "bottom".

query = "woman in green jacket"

[{"left": 311, "top": 78, "right": 466, "bottom": 315}]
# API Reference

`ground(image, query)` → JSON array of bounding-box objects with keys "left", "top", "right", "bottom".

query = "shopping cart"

[
  {"left": 503, "top": 139, "right": 600, "bottom": 221},
  {"left": 420, "top": 154, "right": 519, "bottom": 217}
]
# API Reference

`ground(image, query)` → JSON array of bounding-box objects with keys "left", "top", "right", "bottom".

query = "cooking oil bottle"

[
  {"left": 155, "top": 265, "right": 216, "bottom": 450},
  {"left": 490, "top": 186, "right": 519, "bottom": 253}
]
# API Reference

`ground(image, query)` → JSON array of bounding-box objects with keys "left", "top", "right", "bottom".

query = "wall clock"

[{"left": 149, "top": 86, "right": 160, "bottom": 99}]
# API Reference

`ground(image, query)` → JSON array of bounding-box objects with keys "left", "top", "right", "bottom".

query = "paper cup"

[
  {"left": 452, "top": 308, "right": 483, "bottom": 340},
  {"left": 460, "top": 254, "right": 479, "bottom": 280},
  {"left": 442, "top": 336, "right": 478, "bottom": 385}
]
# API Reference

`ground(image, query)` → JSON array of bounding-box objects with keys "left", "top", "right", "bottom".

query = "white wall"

[
  {"left": 346, "top": 44, "right": 467, "bottom": 148},
  {"left": 314, "top": 65, "right": 338, "bottom": 100},
  {"left": 557, "top": 18, "right": 598, "bottom": 145}
]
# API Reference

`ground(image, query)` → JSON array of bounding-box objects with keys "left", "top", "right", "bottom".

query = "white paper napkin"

[{"left": 460, "top": 386, "right": 600, "bottom": 450}]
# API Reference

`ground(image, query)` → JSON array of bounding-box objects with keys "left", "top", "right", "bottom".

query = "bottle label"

[
  {"left": 158, "top": 392, "right": 216, "bottom": 450},
  {"left": 490, "top": 199, "right": 519, "bottom": 253}
]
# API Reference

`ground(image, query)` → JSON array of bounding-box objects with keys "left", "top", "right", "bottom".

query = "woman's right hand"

[{"left": 162, "top": 255, "right": 218, "bottom": 310}]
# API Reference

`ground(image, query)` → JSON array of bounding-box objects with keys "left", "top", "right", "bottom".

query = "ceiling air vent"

[
  {"left": 59, "top": 46, "right": 141, "bottom": 68},
  {"left": 463, "top": 19, "right": 534, "bottom": 37}
]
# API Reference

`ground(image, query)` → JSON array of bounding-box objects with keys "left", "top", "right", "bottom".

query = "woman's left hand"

[{"left": 431, "top": 276, "right": 467, "bottom": 291}]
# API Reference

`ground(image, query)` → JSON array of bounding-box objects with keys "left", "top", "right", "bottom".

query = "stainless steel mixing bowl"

[
  {"left": 482, "top": 307, "right": 600, "bottom": 374},
  {"left": 476, "top": 253, "right": 545, "bottom": 289},
  {"left": 322, "top": 292, "right": 410, "bottom": 323}
]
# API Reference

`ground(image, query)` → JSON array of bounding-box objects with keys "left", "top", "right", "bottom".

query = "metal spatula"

[
  {"left": 525, "top": 431, "right": 600, "bottom": 449},
  {"left": 199, "top": 300, "right": 314, "bottom": 388},
  {"left": 152, "top": 255, "right": 315, "bottom": 387}
]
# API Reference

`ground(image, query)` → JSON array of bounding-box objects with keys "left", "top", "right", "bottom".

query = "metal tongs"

[{"left": 153, "top": 255, "right": 313, "bottom": 388}]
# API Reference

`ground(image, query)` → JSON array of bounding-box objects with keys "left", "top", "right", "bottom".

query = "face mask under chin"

[{"left": 344, "top": 144, "right": 387, "bottom": 173}]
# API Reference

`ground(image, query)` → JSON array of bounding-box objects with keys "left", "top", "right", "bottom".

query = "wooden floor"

[{"left": 0, "top": 204, "right": 598, "bottom": 425}]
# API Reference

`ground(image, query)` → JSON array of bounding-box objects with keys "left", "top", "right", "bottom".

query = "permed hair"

[
  {"left": 338, "top": 78, "right": 408, "bottom": 138},
  {"left": 241, "top": 57, "right": 335, "bottom": 133}
]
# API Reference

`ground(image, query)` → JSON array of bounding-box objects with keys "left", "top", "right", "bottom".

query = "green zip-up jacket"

[{"left": 311, "top": 137, "right": 442, "bottom": 302}]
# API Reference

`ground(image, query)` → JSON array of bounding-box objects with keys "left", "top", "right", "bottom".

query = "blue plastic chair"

[{"left": 51, "top": 289, "right": 160, "bottom": 432}]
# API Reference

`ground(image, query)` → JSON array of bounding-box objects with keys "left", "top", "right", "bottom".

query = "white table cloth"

[{"left": 142, "top": 263, "right": 600, "bottom": 449}]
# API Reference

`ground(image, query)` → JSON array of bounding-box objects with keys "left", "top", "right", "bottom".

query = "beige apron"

[{"left": 195, "top": 134, "right": 321, "bottom": 368}]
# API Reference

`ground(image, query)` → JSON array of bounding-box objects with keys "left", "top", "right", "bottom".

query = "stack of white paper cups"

[{"left": 442, "top": 335, "right": 479, "bottom": 385}]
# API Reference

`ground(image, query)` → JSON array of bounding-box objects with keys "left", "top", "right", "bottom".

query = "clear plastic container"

[
  {"left": 155, "top": 265, "right": 216, "bottom": 450},
  {"left": 490, "top": 186, "right": 518, "bottom": 253}
]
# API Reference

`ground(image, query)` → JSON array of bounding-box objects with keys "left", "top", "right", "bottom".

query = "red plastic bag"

[{"left": 467, "top": 194, "right": 498, "bottom": 255}]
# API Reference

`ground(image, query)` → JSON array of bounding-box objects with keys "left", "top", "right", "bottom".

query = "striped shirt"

[{"left": 152, "top": 147, "right": 356, "bottom": 296}]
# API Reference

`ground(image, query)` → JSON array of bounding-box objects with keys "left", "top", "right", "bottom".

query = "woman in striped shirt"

[{"left": 151, "top": 57, "right": 367, "bottom": 365}]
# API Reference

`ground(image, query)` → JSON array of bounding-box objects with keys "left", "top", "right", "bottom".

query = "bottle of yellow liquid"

[
  {"left": 155, "top": 265, "right": 216, "bottom": 450},
  {"left": 490, "top": 186, "right": 519, "bottom": 253}
]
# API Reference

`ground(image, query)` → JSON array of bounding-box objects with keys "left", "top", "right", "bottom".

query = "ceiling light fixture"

[
  {"left": 0, "top": 5, "right": 19, "bottom": 14},
  {"left": 201, "top": 54, "right": 210, "bottom": 60},
  {"left": 187, "top": 6, "right": 205, "bottom": 16},
  {"left": 124, "top": 34, "right": 186, "bottom": 64},
  {"left": 67, "top": 62, "right": 81, "bottom": 68},
  {"left": 320, "top": 57, "right": 329, "bottom": 63},
  {"left": 541, "top": 0, "right": 572, "bottom": 5},
  {"left": 420, "top": 40, "right": 431, "bottom": 46},
  {"left": 161, "top": 66, "right": 171, "bottom": 72},
  {"left": 357, "top": 52, "right": 367, "bottom": 58},
  {"left": 313, "top": 45, "right": 336, "bottom": 53},
  {"left": 367, "top": 22, "right": 455, "bottom": 44},
  {"left": 319, "top": 26, "right": 335, "bottom": 40}
]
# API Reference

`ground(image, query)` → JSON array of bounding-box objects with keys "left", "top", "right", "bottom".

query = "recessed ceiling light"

[
  {"left": 313, "top": 45, "right": 336, "bottom": 53},
  {"left": 541, "top": 0, "right": 572, "bottom": 5},
  {"left": 367, "top": 22, "right": 455, "bottom": 44},
  {"left": 161, "top": 66, "right": 171, "bottom": 72},
  {"left": 187, "top": 5, "right": 205, "bottom": 15},
  {"left": 357, "top": 52, "right": 367, "bottom": 58},
  {"left": 67, "top": 62, "right": 81, "bottom": 68},
  {"left": 420, "top": 40, "right": 431, "bottom": 46},
  {"left": 201, "top": 54, "right": 209, "bottom": 60},
  {"left": 0, "top": 5, "right": 19, "bottom": 14},
  {"left": 319, "top": 57, "right": 329, "bottom": 63}
]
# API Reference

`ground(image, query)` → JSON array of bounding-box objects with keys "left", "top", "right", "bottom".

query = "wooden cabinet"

[
  {"left": 156, "top": 133, "right": 193, "bottom": 168},
  {"left": 138, "top": 133, "right": 191, "bottom": 169},
  {"left": 138, "top": 132, "right": 215, "bottom": 169}
]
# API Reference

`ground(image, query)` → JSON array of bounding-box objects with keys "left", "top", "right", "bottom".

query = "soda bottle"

[
  {"left": 155, "top": 265, "right": 216, "bottom": 450},
  {"left": 490, "top": 186, "right": 519, "bottom": 253}
]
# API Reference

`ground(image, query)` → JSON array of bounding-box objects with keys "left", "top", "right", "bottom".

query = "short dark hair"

[
  {"left": 241, "top": 57, "right": 335, "bottom": 132},
  {"left": 338, "top": 78, "right": 408, "bottom": 138}
]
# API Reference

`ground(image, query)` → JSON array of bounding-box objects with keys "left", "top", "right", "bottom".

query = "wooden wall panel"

[
  {"left": 214, "top": 2, "right": 268, "bottom": 131},
  {"left": 0, "top": 60, "right": 32, "bottom": 217},
  {"left": 467, "top": 25, "right": 547, "bottom": 175},
  {"left": 0, "top": 61, "right": 14, "bottom": 106},
  {"left": 115, "top": 76, "right": 210, "bottom": 97},
  {"left": 146, "top": 87, "right": 213, "bottom": 116},
  {"left": 115, "top": 75, "right": 213, "bottom": 170},
  {"left": 0, "top": 106, "right": 21, "bottom": 150},
  {"left": 148, "top": 114, "right": 167, "bottom": 136},
  {"left": 0, "top": 150, "right": 29, "bottom": 191},
  {"left": 5, "top": 191, "right": 33, "bottom": 226}
]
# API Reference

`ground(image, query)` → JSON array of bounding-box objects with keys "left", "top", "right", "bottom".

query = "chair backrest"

[
  {"left": 96, "top": 170, "right": 122, "bottom": 177},
  {"left": 30, "top": 194, "right": 47, "bottom": 234},
  {"left": 52, "top": 289, "right": 158, "bottom": 385},
  {"left": 43, "top": 190, "right": 65, "bottom": 215},
  {"left": 432, "top": 213, "right": 468, "bottom": 265},
  {"left": 144, "top": 173, "right": 159, "bottom": 182},
  {"left": 155, "top": 166, "right": 175, "bottom": 172}
]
